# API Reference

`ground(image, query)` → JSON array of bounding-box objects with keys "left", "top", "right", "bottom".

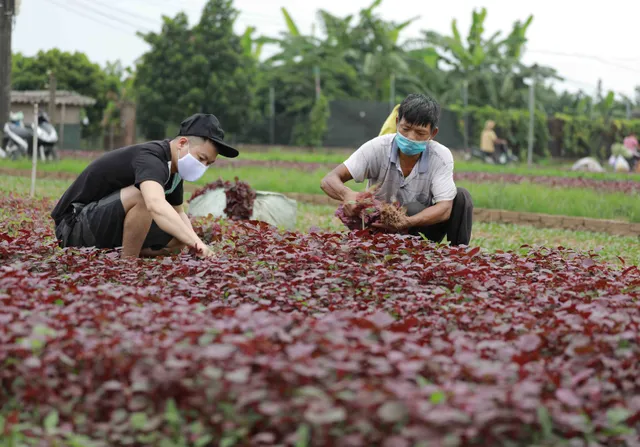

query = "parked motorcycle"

[
  {"left": 464, "top": 145, "right": 519, "bottom": 165},
  {"left": 1, "top": 111, "right": 59, "bottom": 161}
]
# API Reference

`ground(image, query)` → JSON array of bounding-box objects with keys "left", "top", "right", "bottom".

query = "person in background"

[
  {"left": 480, "top": 120, "right": 508, "bottom": 163},
  {"left": 321, "top": 93, "right": 473, "bottom": 246},
  {"left": 624, "top": 132, "right": 639, "bottom": 152},
  {"left": 623, "top": 132, "right": 640, "bottom": 171}
]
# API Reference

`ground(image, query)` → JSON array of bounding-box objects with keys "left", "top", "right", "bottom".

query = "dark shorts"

[{"left": 54, "top": 190, "right": 173, "bottom": 251}]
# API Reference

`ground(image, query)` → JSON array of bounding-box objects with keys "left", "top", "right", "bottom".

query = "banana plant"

[
  {"left": 423, "top": 8, "right": 558, "bottom": 109},
  {"left": 240, "top": 27, "right": 265, "bottom": 61}
]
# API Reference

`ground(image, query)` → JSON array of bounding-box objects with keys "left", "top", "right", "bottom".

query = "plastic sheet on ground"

[
  {"left": 571, "top": 157, "right": 605, "bottom": 173},
  {"left": 188, "top": 189, "right": 298, "bottom": 229}
]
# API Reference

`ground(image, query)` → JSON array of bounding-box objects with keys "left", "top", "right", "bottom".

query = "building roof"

[{"left": 10, "top": 90, "right": 97, "bottom": 107}]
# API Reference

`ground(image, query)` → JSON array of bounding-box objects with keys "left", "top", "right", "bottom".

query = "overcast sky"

[{"left": 12, "top": 0, "right": 640, "bottom": 100}]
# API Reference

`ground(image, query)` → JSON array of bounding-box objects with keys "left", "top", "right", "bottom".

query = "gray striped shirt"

[{"left": 343, "top": 133, "right": 457, "bottom": 206}]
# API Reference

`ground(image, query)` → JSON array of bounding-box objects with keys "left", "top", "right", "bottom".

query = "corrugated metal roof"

[{"left": 10, "top": 90, "right": 97, "bottom": 107}]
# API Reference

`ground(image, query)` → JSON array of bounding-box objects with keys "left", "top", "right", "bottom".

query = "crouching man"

[
  {"left": 51, "top": 113, "right": 239, "bottom": 258},
  {"left": 321, "top": 94, "right": 473, "bottom": 246}
]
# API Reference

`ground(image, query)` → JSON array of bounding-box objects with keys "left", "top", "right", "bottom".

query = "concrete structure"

[{"left": 10, "top": 90, "right": 96, "bottom": 149}]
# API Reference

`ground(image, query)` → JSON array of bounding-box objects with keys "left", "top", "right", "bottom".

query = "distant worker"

[
  {"left": 622, "top": 132, "right": 640, "bottom": 171},
  {"left": 480, "top": 120, "right": 508, "bottom": 163},
  {"left": 624, "top": 132, "right": 639, "bottom": 153}
]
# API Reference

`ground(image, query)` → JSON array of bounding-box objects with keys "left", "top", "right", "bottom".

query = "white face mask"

[{"left": 177, "top": 144, "right": 208, "bottom": 182}]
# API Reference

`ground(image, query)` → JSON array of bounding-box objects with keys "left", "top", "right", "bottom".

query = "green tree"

[
  {"left": 135, "top": 12, "right": 194, "bottom": 139},
  {"left": 101, "top": 62, "right": 136, "bottom": 133},
  {"left": 134, "top": 0, "right": 257, "bottom": 140},
  {"left": 11, "top": 49, "right": 111, "bottom": 137},
  {"left": 291, "top": 93, "right": 330, "bottom": 147},
  {"left": 345, "top": 0, "right": 422, "bottom": 101},
  {"left": 310, "top": 0, "right": 435, "bottom": 102},
  {"left": 187, "top": 0, "right": 258, "bottom": 135},
  {"left": 251, "top": 7, "right": 363, "bottom": 144},
  {"left": 263, "top": 6, "right": 365, "bottom": 106},
  {"left": 255, "top": 0, "right": 446, "bottom": 127}
]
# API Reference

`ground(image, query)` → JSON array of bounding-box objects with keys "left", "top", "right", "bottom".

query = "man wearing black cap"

[{"left": 51, "top": 113, "right": 239, "bottom": 258}]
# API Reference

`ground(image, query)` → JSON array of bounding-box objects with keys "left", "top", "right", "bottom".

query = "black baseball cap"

[{"left": 178, "top": 113, "right": 239, "bottom": 158}]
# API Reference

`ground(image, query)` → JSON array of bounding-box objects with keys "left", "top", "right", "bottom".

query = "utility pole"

[
  {"left": 268, "top": 86, "right": 275, "bottom": 145},
  {"left": 462, "top": 80, "right": 469, "bottom": 150},
  {"left": 0, "top": 0, "right": 16, "bottom": 130},
  {"left": 389, "top": 74, "right": 396, "bottom": 113},
  {"left": 109, "top": 123, "right": 115, "bottom": 151},
  {"left": 30, "top": 102, "right": 39, "bottom": 198},
  {"left": 313, "top": 66, "right": 321, "bottom": 101},
  {"left": 48, "top": 70, "right": 56, "bottom": 123},
  {"left": 60, "top": 103, "right": 66, "bottom": 149},
  {"left": 527, "top": 79, "right": 535, "bottom": 167}
]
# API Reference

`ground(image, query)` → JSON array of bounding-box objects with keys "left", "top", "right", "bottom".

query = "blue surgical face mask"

[{"left": 396, "top": 130, "right": 428, "bottom": 156}]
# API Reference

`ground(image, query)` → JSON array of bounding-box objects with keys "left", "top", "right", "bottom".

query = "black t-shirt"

[{"left": 51, "top": 139, "right": 184, "bottom": 225}]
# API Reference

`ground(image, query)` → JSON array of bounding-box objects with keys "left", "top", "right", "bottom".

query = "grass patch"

[
  {"left": 208, "top": 165, "right": 355, "bottom": 194},
  {"left": 453, "top": 160, "right": 640, "bottom": 181},
  {"left": 218, "top": 147, "right": 640, "bottom": 181},
  {"left": 247, "top": 148, "right": 640, "bottom": 180},
  {"left": 471, "top": 222, "right": 640, "bottom": 266},
  {"left": 295, "top": 203, "right": 344, "bottom": 232},
  {"left": 35, "top": 147, "right": 640, "bottom": 181},
  {"left": 4, "top": 159, "right": 640, "bottom": 222},
  {"left": 1, "top": 159, "right": 359, "bottom": 195},
  {"left": 0, "top": 175, "right": 72, "bottom": 199},
  {"left": 458, "top": 181, "right": 640, "bottom": 223},
  {"left": 6, "top": 158, "right": 87, "bottom": 174}
]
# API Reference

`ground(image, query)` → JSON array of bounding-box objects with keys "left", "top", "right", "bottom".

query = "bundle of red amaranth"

[
  {"left": 335, "top": 187, "right": 407, "bottom": 231},
  {"left": 189, "top": 177, "right": 256, "bottom": 221}
]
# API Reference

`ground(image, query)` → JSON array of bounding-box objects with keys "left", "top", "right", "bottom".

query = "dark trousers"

[
  {"left": 405, "top": 187, "right": 473, "bottom": 246},
  {"left": 493, "top": 142, "right": 508, "bottom": 163},
  {"left": 628, "top": 154, "right": 640, "bottom": 172},
  {"left": 54, "top": 190, "right": 173, "bottom": 251}
]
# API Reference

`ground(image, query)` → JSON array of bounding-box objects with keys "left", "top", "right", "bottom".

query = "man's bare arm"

[
  {"left": 320, "top": 164, "right": 358, "bottom": 202},
  {"left": 139, "top": 181, "right": 210, "bottom": 254},
  {"left": 173, "top": 204, "right": 195, "bottom": 232},
  {"left": 406, "top": 200, "right": 453, "bottom": 228}
]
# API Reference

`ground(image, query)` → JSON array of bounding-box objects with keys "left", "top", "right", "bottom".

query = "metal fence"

[{"left": 227, "top": 99, "right": 466, "bottom": 150}]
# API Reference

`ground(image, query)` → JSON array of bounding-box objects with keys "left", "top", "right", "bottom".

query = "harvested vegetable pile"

[
  {"left": 0, "top": 194, "right": 639, "bottom": 446},
  {"left": 335, "top": 190, "right": 407, "bottom": 232},
  {"left": 189, "top": 177, "right": 256, "bottom": 220}
]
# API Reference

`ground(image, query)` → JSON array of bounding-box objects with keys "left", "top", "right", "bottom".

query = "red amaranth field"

[{"left": 1, "top": 195, "right": 639, "bottom": 445}]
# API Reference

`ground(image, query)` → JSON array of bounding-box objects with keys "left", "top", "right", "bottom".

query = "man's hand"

[
  {"left": 342, "top": 190, "right": 360, "bottom": 217},
  {"left": 371, "top": 214, "right": 412, "bottom": 233},
  {"left": 321, "top": 164, "right": 359, "bottom": 208},
  {"left": 140, "top": 181, "right": 210, "bottom": 253},
  {"left": 194, "top": 241, "right": 215, "bottom": 258}
]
